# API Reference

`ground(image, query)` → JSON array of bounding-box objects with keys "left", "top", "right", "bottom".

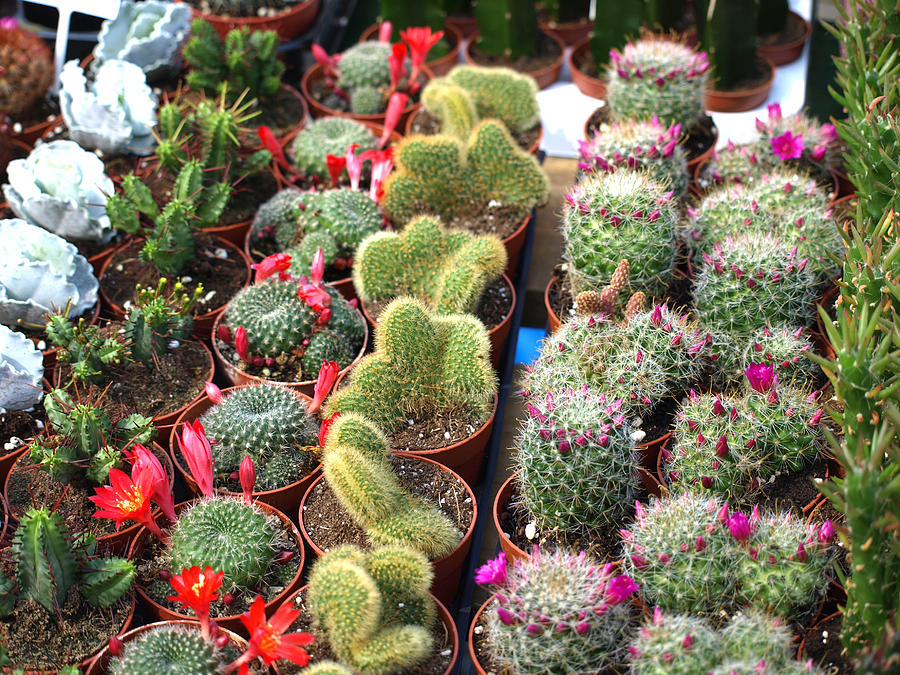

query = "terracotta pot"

[
  {"left": 84, "top": 620, "right": 269, "bottom": 675},
  {"left": 685, "top": 114, "right": 719, "bottom": 178},
  {"left": 540, "top": 18, "right": 592, "bottom": 46},
  {"left": 210, "top": 308, "right": 369, "bottom": 398},
  {"left": 128, "top": 499, "right": 305, "bottom": 636},
  {"left": 169, "top": 384, "right": 321, "bottom": 524},
  {"left": 446, "top": 15, "right": 478, "bottom": 39},
  {"left": 468, "top": 596, "right": 493, "bottom": 675},
  {"left": 503, "top": 212, "right": 533, "bottom": 279},
  {"left": 187, "top": 0, "right": 320, "bottom": 40},
  {"left": 298, "top": 453, "right": 477, "bottom": 606},
  {"left": 463, "top": 30, "right": 566, "bottom": 90},
  {"left": 830, "top": 168, "right": 855, "bottom": 198},
  {"left": 567, "top": 38, "right": 607, "bottom": 99},
  {"left": 582, "top": 104, "right": 609, "bottom": 142},
  {"left": 705, "top": 57, "right": 776, "bottom": 113},
  {"left": 300, "top": 63, "right": 428, "bottom": 128},
  {"left": 41, "top": 298, "right": 102, "bottom": 374},
  {"left": 404, "top": 109, "right": 543, "bottom": 157},
  {"left": 757, "top": 11, "right": 812, "bottom": 66},
  {"left": 4, "top": 442, "right": 175, "bottom": 556},
  {"left": 360, "top": 23, "right": 463, "bottom": 77},
  {"left": 98, "top": 235, "right": 252, "bottom": 340},
  {"left": 544, "top": 274, "right": 563, "bottom": 333}
]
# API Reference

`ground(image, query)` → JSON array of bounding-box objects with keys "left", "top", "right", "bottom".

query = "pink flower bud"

[
  {"left": 497, "top": 607, "right": 515, "bottom": 625},
  {"left": 701, "top": 476, "right": 713, "bottom": 489},
  {"left": 727, "top": 512, "right": 751, "bottom": 542},
  {"left": 108, "top": 636, "right": 123, "bottom": 657},
  {"left": 695, "top": 536, "right": 707, "bottom": 551},
  {"left": 796, "top": 543, "right": 808, "bottom": 562},
  {"left": 682, "top": 634, "right": 693, "bottom": 650},
  {"left": 818, "top": 520, "right": 835, "bottom": 543},
  {"left": 205, "top": 381, "right": 224, "bottom": 404},
  {"left": 715, "top": 435, "right": 729, "bottom": 457}
]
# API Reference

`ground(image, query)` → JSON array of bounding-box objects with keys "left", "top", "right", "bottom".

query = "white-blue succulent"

[{"left": 0, "top": 324, "right": 43, "bottom": 412}]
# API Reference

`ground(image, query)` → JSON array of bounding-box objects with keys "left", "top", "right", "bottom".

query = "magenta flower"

[
  {"left": 474, "top": 552, "right": 507, "bottom": 587},
  {"left": 767, "top": 102, "right": 782, "bottom": 122},
  {"left": 818, "top": 520, "right": 835, "bottom": 543},
  {"left": 727, "top": 512, "right": 751, "bottom": 542},
  {"left": 745, "top": 363, "right": 778, "bottom": 394},
  {"left": 771, "top": 131, "right": 804, "bottom": 160},
  {"left": 605, "top": 575, "right": 639, "bottom": 604}
]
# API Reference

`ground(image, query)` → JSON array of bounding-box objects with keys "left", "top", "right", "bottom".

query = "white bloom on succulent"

[
  {"left": 0, "top": 324, "right": 43, "bottom": 412},
  {"left": 3, "top": 140, "right": 115, "bottom": 243}
]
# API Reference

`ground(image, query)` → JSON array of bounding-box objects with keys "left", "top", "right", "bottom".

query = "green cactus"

[
  {"left": 691, "top": 233, "right": 818, "bottom": 341},
  {"left": 290, "top": 118, "right": 378, "bottom": 182},
  {"left": 199, "top": 384, "right": 319, "bottom": 491},
  {"left": 125, "top": 279, "right": 203, "bottom": 365},
  {"left": 693, "top": 0, "right": 760, "bottom": 90},
  {"left": 350, "top": 85, "right": 385, "bottom": 115},
  {"left": 378, "top": 0, "right": 446, "bottom": 33},
  {"left": 589, "top": 4, "right": 643, "bottom": 73},
  {"left": 381, "top": 119, "right": 549, "bottom": 226},
  {"left": 44, "top": 311, "right": 128, "bottom": 385},
  {"left": 714, "top": 325, "right": 821, "bottom": 391},
  {"left": 183, "top": 18, "right": 284, "bottom": 102},
  {"left": 516, "top": 386, "right": 636, "bottom": 533},
  {"left": 542, "top": 0, "right": 589, "bottom": 23},
  {"left": 752, "top": 105, "right": 842, "bottom": 175},
  {"left": 308, "top": 544, "right": 435, "bottom": 673},
  {"left": 758, "top": 0, "right": 789, "bottom": 35},
  {"left": 108, "top": 625, "right": 222, "bottom": 675},
  {"left": 472, "top": 0, "right": 538, "bottom": 59},
  {"left": 479, "top": 548, "right": 638, "bottom": 674},
  {"left": 607, "top": 37, "right": 709, "bottom": 128},
  {"left": 303, "top": 663, "right": 355, "bottom": 675},
  {"left": 420, "top": 80, "right": 479, "bottom": 139},
  {"left": 577, "top": 118, "right": 689, "bottom": 197},
  {"left": 338, "top": 41, "right": 394, "bottom": 91},
  {"left": 250, "top": 188, "right": 305, "bottom": 243},
  {"left": 644, "top": 0, "right": 689, "bottom": 31},
  {"left": 320, "top": 413, "right": 461, "bottom": 559},
  {"left": 436, "top": 65, "right": 541, "bottom": 135},
  {"left": 353, "top": 215, "right": 507, "bottom": 314},
  {"left": 622, "top": 492, "right": 838, "bottom": 617},
  {"left": 286, "top": 232, "right": 339, "bottom": 273},
  {"left": 563, "top": 171, "right": 678, "bottom": 298},
  {"left": 325, "top": 297, "right": 496, "bottom": 434},
  {"left": 168, "top": 497, "right": 277, "bottom": 590}
]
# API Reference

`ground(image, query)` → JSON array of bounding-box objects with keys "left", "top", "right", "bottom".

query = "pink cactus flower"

[{"left": 771, "top": 130, "right": 804, "bottom": 160}]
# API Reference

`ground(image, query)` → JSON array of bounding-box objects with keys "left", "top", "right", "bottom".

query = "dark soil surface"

[
  {"left": 739, "top": 456, "right": 828, "bottom": 515},
  {"left": 10, "top": 96, "right": 59, "bottom": 134},
  {"left": 302, "top": 455, "right": 473, "bottom": 555},
  {"left": 801, "top": 613, "right": 854, "bottom": 674},
  {"left": 446, "top": 203, "right": 527, "bottom": 240},
  {"left": 390, "top": 404, "right": 488, "bottom": 452},
  {"left": 469, "top": 31, "right": 562, "bottom": 76},
  {"left": 245, "top": 86, "right": 307, "bottom": 142},
  {"left": 408, "top": 108, "right": 541, "bottom": 153},
  {"left": 0, "top": 409, "right": 44, "bottom": 460}
]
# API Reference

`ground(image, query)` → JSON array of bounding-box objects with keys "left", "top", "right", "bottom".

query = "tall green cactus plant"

[
  {"left": 757, "top": 0, "right": 788, "bottom": 35},
  {"left": 694, "top": 0, "right": 760, "bottom": 90},
  {"left": 472, "top": 0, "right": 538, "bottom": 59},
  {"left": 379, "top": 0, "right": 446, "bottom": 32},
  {"left": 589, "top": 3, "right": 644, "bottom": 72},
  {"left": 645, "top": 0, "right": 688, "bottom": 30}
]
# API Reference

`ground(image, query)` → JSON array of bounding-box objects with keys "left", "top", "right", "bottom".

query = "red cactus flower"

[
  {"left": 124, "top": 443, "right": 176, "bottom": 523},
  {"left": 233, "top": 326, "right": 250, "bottom": 363},
  {"left": 379, "top": 92, "right": 408, "bottom": 148},
  {"left": 311, "top": 43, "right": 339, "bottom": 78},
  {"left": 368, "top": 147, "right": 393, "bottom": 202},
  {"left": 227, "top": 596, "right": 314, "bottom": 671},
  {"left": 309, "top": 360, "right": 340, "bottom": 414},
  {"left": 167, "top": 566, "right": 224, "bottom": 639},
  {"left": 257, "top": 126, "right": 294, "bottom": 174},
  {"left": 318, "top": 412, "right": 340, "bottom": 448},
  {"left": 325, "top": 154, "right": 347, "bottom": 187},
  {"left": 771, "top": 130, "right": 804, "bottom": 160},
  {"left": 252, "top": 253, "right": 292, "bottom": 283},
  {"left": 401, "top": 26, "right": 443, "bottom": 85},
  {"left": 745, "top": 363, "right": 777, "bottom": 394},
  {"left": 389, "top": 42, "right": 407, "bottom": 92},
  {"left": 90, "top": 468, "right": 168, "bottom": 542},
  {"left": 240, "top": 456, "right": 256, "bottom": 505},
  {"left": 378, "top": 21, "right": 393, "bottom": 42},
  {"left": 345, "top": 144, "right": 366, "bottom": 191},
  {"left": 177, "top": 420, "right": 215, "bottom": 498}
]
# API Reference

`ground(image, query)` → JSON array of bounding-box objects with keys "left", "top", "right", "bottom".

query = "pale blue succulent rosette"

[{"left": 0, "top": 323, "right": 44, "bottom": 413}]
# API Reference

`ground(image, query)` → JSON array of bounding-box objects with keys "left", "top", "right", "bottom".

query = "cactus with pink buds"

[
  {"left": 754, "top": 104, "right": 842, "bottom": 175},
  {"left": 516, "top": 387, "right": 636, "bottom": 533},
  {"left": 622, "top": 492, "right": 837, "bottom": 617},
  {"left": 692, "top": 233, "right": 818, "bottom": 340},
  {"left": 475, "top": 547, "right": 638, "bottom": 674},
  {"left": 606, "top": 37, "right": 709, "bottom": 129},
  {"left": 563, "top": 170, "right": 677, "bottom": 299},
  {"left": 578, "top": 117, "right": 689, "bottom": 197},
  {"left": 716, "top": 325, "right": 821, "bottom": 390}
]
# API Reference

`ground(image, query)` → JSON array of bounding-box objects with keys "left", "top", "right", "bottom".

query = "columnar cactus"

[
  {"left": 472, "top": 0, "right": 538, "bottom": 59},
  {"left": 715, "top": 325, "right": 821, "bottom": 391},
  {"left": 621, "top": 492, "right": 838, "bottom": 617},
  {"left": 577, "top": 117, "right": 689, "bottom": 197},
  {"left": 381, "top": 119, "right": 549, "bottom": 226},
  {"left": 325, "top": 297, "right": 496, "bottom": 434},
  {"left": 308, "top": 544, "right": 436, "bottom": 673},
  {"left": 108, "top": 625, "right": 222, "bottom": 675},
  {"left": 606, "top": 37, "right": 709, "bottom": 128},
  {"left": 475, "top": 547, "right": 639, "bottom": 674},
  {"left": 516, "top": 386, "right": 636, "bottom": 533},
  {"left": 692, "top": 233, "right": 818, "bottom": 340},
  {"left": 0, "top": 18, "right": 53, "bottom": 117},
  {"left": 199, "top": 384, "right": 319, "bottom": 491},
  {"left": 0, "top": 324, "right": 43, "bottom": 412},
  {"left": 290, "top": 118, "right": 377, "bottom": 182},
  {"left": 321, "top": 413, "right": 460, "bottom": 559},
  {"left": 562, "top": 171, "right": 677, "bottom": 298},
  {"left": 353, "top": 215, "right": 507, "bottom": 314},
  {"left": 694, "top": 0, "right": 760, "bottom": 90}
]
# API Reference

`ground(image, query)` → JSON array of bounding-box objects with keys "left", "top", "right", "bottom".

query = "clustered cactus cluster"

[
  {"left": 290, "top": 117, "right": 377, "bottom": 182},
  {"left": 713, "top": 325, "right": 820, "bottom": 391},
  {"left": 0, "top": 18, "right": 54, "bottom": 118},
  {"left": 108, "top": 625, "right": 225, "bottom": 675}
]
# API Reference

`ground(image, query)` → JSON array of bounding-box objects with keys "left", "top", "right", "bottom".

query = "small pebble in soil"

[
  {"left": 631, "top": 430, "right": 646, "bottom": 442},
  {"left": 182, "top": 276, "right": 193, "bottom": 283},
  {"left": 213, "top": 248, "right": 229, "bottom": 259},
  {"left": 116, "top": 264, "right": 124, "bottom": 272},
  {"left": 525, "top": 522, "right": 536, "bottom": 540},
  {"left": 12, "top": 122, "right": 22, "bottom": 133},
  {"left": 474, "top": 626, "right": 483, "bottom": 635},
  {"left": 168, "top": 340, "right": 180, "bottom": 349},
  {"left": 444, "top": 431, "right": 451, "bottom": 440},
  {"left": 36, "top": 340, "right": 46, "bottom": 350}
]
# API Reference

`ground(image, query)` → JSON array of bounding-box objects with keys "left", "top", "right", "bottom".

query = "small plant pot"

[
  {"left": 493, "top": 471, "right": 528, "bottom": 564},
  {"left": 463, "top": 29, "right": 566, "bottom": 90},
  {"left": 446, "top": 15, "right": 478, "bottom": 39},
  {"left": 210, "top": 308, "right": 369, "bottom": 398},
  {"left": 503, "top": 212, "right": 533, "bottom": 279},
  {"left": 128, "top": 499, "right": 305, "bottom": 636},
  {"left": 567, "top": 37, "right": 607, "bottom": 99},
  {"left": 169, "top": 384, "right": 321, "bottom": 524},
  {"left": 544, "top": 274, "right": 564, "bottom": 333},
  {"left": 360, "top": 23, "right": 463, "bottom": 77},
  {"left": 298, "top": 453, "right": 477, "bottom": 606},
  {"left": 704, "top": 57, "right": 776, "bottom": 113},
  {"left": 187, "top": 0, "right": 320, "bottom": 40},
  {"left": 540, "top": 17, "right": 592, "bottom": 46},
  {"left": 404, "top": 109, "right": 544, "bottom": 157},
  {"left": 757, "top": 11, "right": 812, "bottom": 66},
  {"left": 84, "top": 620, "right": 270, "bottom": 675}
]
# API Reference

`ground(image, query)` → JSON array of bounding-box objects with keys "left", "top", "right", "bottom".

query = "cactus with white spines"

[{"left": 715, "top": 325, "right": 821, "bottom": 391}]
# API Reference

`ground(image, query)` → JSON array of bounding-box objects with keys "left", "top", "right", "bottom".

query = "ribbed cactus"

[
  {"left": 694, "top": 0, "right": 760, "bottom": 90},
  {"left": 308, "top": 544, "right": 435, "bottom": 673},
  {"left": 477, "top": 548, "right": 638, "bottom": 674},
  {"left": 578, "top": 118, "right": 689, "bottom": 197},
  {"left": 381, "top": 119, "right": 549, "bottom": 226},
  {"left": 622, "top": 492, "right": 838, "bottom": 617},
  {"left": 168, "top": 498, "right": 276, "bottom": 590},
  {"left": 320, "top": 412, "right": 461, "bottom": 559},
  {"left": 663, "top": 379, "right": 824, "bottom": 496},
  {"left": 516, "top": 386, "right": 636, "bottom": 532},
  {"left": 108, "top": 625, "right": 222, "bottom": 675},
  {"left": 325, "top": 297, "right": 497, "bottom": 434},
  {"left": 562, "top": 171, "right": 677, "bottom": 298},
  {"left": 607, "top": 37, "right": 709, "bottom": 128},
  {"left": 472, "top": 0, "right": 538, "bottom": 59},
  {"left": 338, "top": 41, "right": 393, "bottom": 91},
  {"left": 692, "top": 233, "right": 818, "bottom": 340},
  {"left": 353, "top": 215, "right": 507, "bottom": 314},
  {"left": 199, "top": 384, "right": 319, "bottom": 491},
  {"left": 124, "top": 279, "right": 202, "bottom": 366},
  {"left": 183, "top": 18, "right": 284, "bottom": 102},
  {"left": 0, "top": 18, "right": 54, "bottom": 117},
  {"left": 290, "top": 118, "right": 377, "bottom": 182},
  {"left": 715, "top": 325, "right": 821, "bottom": 391}
]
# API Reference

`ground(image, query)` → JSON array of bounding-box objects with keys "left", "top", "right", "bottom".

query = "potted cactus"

[
  {"left": 286, "top": 116, "right": 385, "bottom": 189},
  {"left": 756, "top": 0, "right": 813, "bottom": 66},
  {"left": 181, "top": 0, "right": 320, "bottom": 41},
  {"left": 360, "top": 5, "right": 463, "bottom": 76},
  {"left": 537, "top": 0, "right": 591, "bottom": 45},
  {"left": 409, "top": 65, "right": 543, "bottom": 154},
  {"left": 212, "top": 249, "right": 367, "bottom": 396},
  {"left": 0, "top": 324, "right": 44, "bottom": 484},
  {"left": 0, "top": 506, "right": 136, "bottom": 670}
]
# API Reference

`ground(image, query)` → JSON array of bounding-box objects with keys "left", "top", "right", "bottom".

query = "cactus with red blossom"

[{"left": 475, "top": 547, "right": 638, "bottom": 674}]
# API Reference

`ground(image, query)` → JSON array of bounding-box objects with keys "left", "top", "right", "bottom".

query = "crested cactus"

[
  {"left": 715, "top": 325, "right": 821, "bottom": 391},
  {"left": 516, "top": 386, "right": 636, "bottom": 533},
  {"left": 353, "top": 215, "right": 507, "bottom": 314},
  {"left": 472, "top": 0, "right": 538, "bottom": 59},
  {"left": 319, "top": 412, "right": 462, "bottom": 559},
  {"left": 108, "top": 625, "right": 222, "bottom": 675},
  {"left": 199, "top": 384, "right": 319, "bottom": 491},
  {"left": 290, "top": 118, "right": 377, "bottom": 182},
  {"left": 308, "top": 544, "right": 436, "bottom": 673},
  {"left": 577, "top": 117, "right": 689, "bottom": 197},
  {"left": 562, "top": 171, "right": 677, "bottom": 298},
  {"left": 168, "top": 497, "right": 277, "bottom": 590},
  {"left": 325, "top": 297, "right": 496, "bottom": 434},
  {"left": 0, "top": 324, "right": 43, "bottom": 413},
  {"left": 692, "top": 233, "right": 818, "bottom": 340},
  {"left": 475, "top": 547, "right": 638, "bottom": 674},
  {"left": 0, "top": 18, "right": 53, "bottom": 118},
  {"left": 606, "top": 37, "right": 709, "bottom": 128},
  {"left": 622, "top": 492, "right": 838, "bottom": 617},
  {"left": 381, "top": 119, "right": 549, "bottom": 226}
]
